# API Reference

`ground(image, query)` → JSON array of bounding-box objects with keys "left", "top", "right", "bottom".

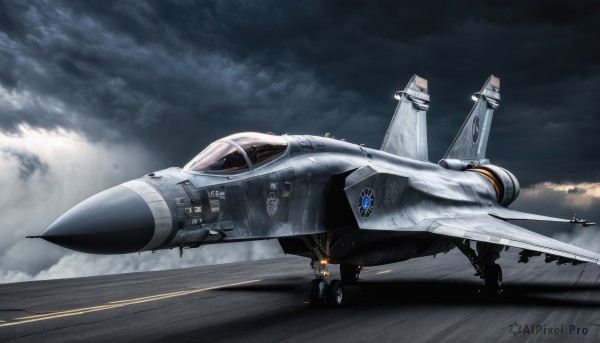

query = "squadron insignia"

[
  {"left": 358, "top": 188, "right": 375, "bottom": 218},
  {"left": 266, "top": 192, "right": 279, "bottom": 217}
]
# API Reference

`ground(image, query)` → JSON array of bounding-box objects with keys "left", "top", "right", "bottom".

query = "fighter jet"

[{"left": 29, "top": 75, "right": 597, "bottom": 308}]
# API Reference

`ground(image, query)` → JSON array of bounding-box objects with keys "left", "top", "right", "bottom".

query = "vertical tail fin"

[
  {"left": 381, "top": 74, "right": 430, "bottom": 161},
  {"left": 443, "top": 75, "right": 500, "bottom": 162}
]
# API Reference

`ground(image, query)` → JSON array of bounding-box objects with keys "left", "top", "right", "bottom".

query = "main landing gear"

[
  {"left": 484, "top": 263, "right": 502, "bottom": 292},
  {"left": 457, "top": 240, "right": 504, "bottom": 294}
]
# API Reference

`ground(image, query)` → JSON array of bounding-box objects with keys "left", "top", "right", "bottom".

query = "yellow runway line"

[
  {"left": 375, "top": 270, "right": 393, "bottom": 275},
  {"left": 0, "top": 279, "right": 260, "bottom": 328},
  {"left": 16, "top": 304, "right": 119, "bottom": 320},
  {"left": 109, "top": 290, "right": 191, "bottom": 304}
]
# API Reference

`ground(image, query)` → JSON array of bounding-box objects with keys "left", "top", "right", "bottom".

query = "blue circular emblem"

[{"left": 358, "top": 188, "right": 375, "bottom": 218}]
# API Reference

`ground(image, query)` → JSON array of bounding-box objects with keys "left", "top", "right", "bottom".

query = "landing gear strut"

[{"left": 304, "top": 234, "right": 344, "bottom": 308}]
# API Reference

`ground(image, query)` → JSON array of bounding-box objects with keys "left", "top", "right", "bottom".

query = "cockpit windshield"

[
  {"left": 226, "top": 132, "right": 288, "bottom": 165},
  {"left": 184, "top": 141, "right": 248, "bottom": 172},
  {"left": 184, "top": 132, "right": 288, "bottom": 173}
]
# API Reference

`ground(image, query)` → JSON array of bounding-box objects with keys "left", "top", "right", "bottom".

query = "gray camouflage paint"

[{"left": 39, "top": 75, "right": 600, "bottom": 271}]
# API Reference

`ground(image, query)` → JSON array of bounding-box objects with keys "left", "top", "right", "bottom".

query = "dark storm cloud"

[
  {"left": 0, "top": 0, "right": 598, "bottom": 184},
  {"left": 0, "top": 148, "right": 48, "bottom": 180}
]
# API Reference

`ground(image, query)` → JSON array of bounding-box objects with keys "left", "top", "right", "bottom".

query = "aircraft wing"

[
  {"left": 425, "top": 214, "right": 600, "bottom": 265},
  {"left": 488, "top": 206, "right": 571, "bottom": 223}
]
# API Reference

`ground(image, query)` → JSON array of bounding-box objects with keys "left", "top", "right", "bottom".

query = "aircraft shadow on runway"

[
  {"left": 161, "top": 279, "right": 600, "bottom": 341},
  {"left": 219, "top": 279, "right": 600, "bottom": 308}
]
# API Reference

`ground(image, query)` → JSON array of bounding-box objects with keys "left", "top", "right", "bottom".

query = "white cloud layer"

[
  {"left": 520, "top": 182, "right": 600, "bottom": 210},
  {"left": 0, "top": 240, "right": 284, "bottom": 284}
]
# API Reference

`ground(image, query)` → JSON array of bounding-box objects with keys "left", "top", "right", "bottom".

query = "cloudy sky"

[{"left": 0, "top": 1, "right": 599, "bottom": 283}]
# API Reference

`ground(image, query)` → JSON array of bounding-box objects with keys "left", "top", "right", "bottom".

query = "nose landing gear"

[
  {"left": 304, "top": 234, "right": 344, "bottom": 308},
  {"left": 308, "top": 259, "right": 344, "bottom": 308}
]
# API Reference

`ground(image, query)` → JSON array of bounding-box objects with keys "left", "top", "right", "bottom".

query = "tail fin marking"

[
  {"left": 443, "top": 75, "right": 500, "bottom": 162},
  {"left": 381, "top": 74, "right": 430, "bottom": 161}
]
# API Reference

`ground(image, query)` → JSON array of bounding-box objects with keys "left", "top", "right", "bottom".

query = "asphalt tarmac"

[{"left": 1, "top": 249, "right": 600, "bottom": 342}]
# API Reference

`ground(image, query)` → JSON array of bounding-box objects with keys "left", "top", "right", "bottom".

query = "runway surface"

[{"left": 1, "top": 249, "right": 600, "bottom": 342}]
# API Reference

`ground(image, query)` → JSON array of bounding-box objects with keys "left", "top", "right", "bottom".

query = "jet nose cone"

[{"left": 42, "top": 185, "right": 155, "bottom": 254}]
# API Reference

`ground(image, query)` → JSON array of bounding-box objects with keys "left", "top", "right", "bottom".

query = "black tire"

[
  {"left": 484, "top": 264, "right": 502, "bottom": 292},
  {"left": 309, "top": 279, "right": 327, "bottom": 307},
  {"left": 326, "top": 280, "right": 344, "bottom": 308},
  {"left": 340, "top": 264, "right": 361, "bottom": 284}
]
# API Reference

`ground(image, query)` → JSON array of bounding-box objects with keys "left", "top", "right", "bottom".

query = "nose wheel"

[
  {"left": 309, "top": 279, "right": 344, "bottom": 308},
  {"left": 327, "top": 280, "right": 343, "bottom": 307},
  {"left": 308, "top": 279, "right": 326, "bottom": 307}
]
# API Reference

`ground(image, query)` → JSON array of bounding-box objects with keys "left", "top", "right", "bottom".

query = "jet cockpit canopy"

[{"left": 184, "top": 132, "right": 288, "bottom": 173}]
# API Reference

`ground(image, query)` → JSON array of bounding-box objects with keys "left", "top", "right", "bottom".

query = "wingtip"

[{"left": 569, "top": 216, "right": 595, "bottom": 226}]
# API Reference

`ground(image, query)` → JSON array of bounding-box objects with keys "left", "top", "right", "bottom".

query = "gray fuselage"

[{"left": 135, "top": 135, "right": 498, "bottom": 266}]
